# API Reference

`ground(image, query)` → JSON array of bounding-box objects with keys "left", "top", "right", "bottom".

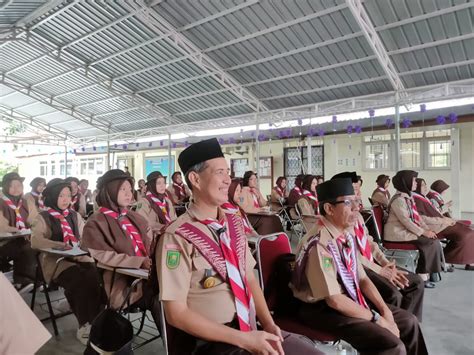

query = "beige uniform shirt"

[
  {"left": 291, "top": 217, "right": 367, "bottom": 303},
  {"left": 0, "top": 193, "right": 38, "bottom": 233},
  {"left": 0, "top": 273, "right": 51, "bottom": 354},
  {"left": 384, "top": 192, "right": 428, "bottom": 242},
  {"left": 166, "top": 184, "right": 191, "bottom": 205},
  {"left": 136, "top": 196, "right": 177, "bottom": 234},
  {"left": 239, "top": 186, "right": 267, "bottom": 214},
  {"left": 157, "top": 203, "right": 256, "bottom": 324},
  {"left": 73, "top": 194, "right": 87, "bottom": 218},
  {"left": 371, "top": 189, "right": 389, "bottom": 209},
  {"left": 30, "top": 212, "right": 93, "bottom": 283}
]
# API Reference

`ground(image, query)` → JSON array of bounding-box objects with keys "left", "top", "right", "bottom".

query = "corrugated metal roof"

[{"left": 0, "top": 0, "right": 472, "bottom": 142}]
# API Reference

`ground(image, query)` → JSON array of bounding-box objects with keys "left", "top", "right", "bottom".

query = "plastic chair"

[
  {"left": 255, "top": 233, "right": 338, "bottom": 343},
  {"left": 371, "top": 205, "right": 419, "bottom": 273}
]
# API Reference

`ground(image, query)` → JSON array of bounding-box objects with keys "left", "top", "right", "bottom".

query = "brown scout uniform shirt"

[
  {"left": 30, "top": 211, "right": 93, "bottom": 283},
  {"left": 166, "top": 184, "right": 192, "bottom": 205},
  {"left": 156, "top": 202, "right": 256, "bottom": 325},
  {"left": 0, "top": 193, "right": 38, "bottom": 233},
  {"left": 238, "top": 186, "right": 267, "bottom": 214},
  {"left": 291, "top": 216, "right": 367, "bottom": 303},
  {"left": 136, "top": 196, "right": 177, "bottom": 234}
]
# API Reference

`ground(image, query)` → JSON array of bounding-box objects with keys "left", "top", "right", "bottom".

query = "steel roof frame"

[{"left": 70, "top": 78, "right": 474, "bottom": 145}]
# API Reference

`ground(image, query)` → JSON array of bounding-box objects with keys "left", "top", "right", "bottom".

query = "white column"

[
  {"left": 307, "top": 135, "right": 312, "bottom": 174},
  {"left": 450, "top": 127, "right": 461, "bottom": 218},
  {"left": 168, "top": 133, "right": 172, "bottom": 177},
  {"left": 64, "top": 144, "right": 68, "bottom": 178},
  {"left": 394, "top": 93, "right": 401, "bottom": 171},
  {"left": 255, "top": 114, "right": 260, "bottom": 188}
]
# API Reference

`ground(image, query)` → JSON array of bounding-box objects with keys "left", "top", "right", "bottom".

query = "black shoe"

[
  {"left": 465, "top": 264, "right": 474, "bottom": 271},
  {"left": 424, "top": 281, "right": 436, "bottom": 289},
  {"left": 430, "top": 272, "right": 442, "bottom": 282},
  {"left": 446, "top": 265, "right": 455, "bottom": 272}
]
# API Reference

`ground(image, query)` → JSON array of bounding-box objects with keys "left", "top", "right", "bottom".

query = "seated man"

[
  {"left": 290, "top": 178, "right": 428, "bottom": 355},
  {"left": 156, "top": 138, "right": 323, "bottom": 355}
]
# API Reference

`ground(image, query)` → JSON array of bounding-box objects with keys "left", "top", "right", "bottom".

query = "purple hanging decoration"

[
  {"left": 308, "top": 128, "right": 315, "bottom": 137},
  {"left": 93, "top": 146, "right": 96, "bottom": 151},
  {"left": 448, "top": 113, "right": 458, "bottom": 124},
  {"left": 184, "top": 141, "right": 189, "bottom": 147},
  {"left": 135, "top": 143, "right": 139, "bottom": 148},
  {"left": 286, "top": 128, "right": 292, "bottom": 138},
  {"left": 218, "top": 138, "right": 225, "bottom": 144},
  {"left": 347, "top": 125, "right": 353, "bottom": 135},
  {"left": 420, "top": 104, "right": 426, "bottom": 113},
  {"left": 172, "top": 142, "right": 177, "bottom": 148},
  {"left": 73, "top": 149, "right": 77, "bottom": 154},
  {"left": 368, "top": 108, "right": 375, "bottom": 117},
  {"left": 229, "top": 137, "right": 235, "bottom": 144},
  {"left": 355, "top": 125, "right": 362, "bottom": 134},
  {"left": 402, "top": 118, "right": 412, "bottom": 128},
  {"left": 257, "top": 134, "right": 264, "bottom": 142},
  {"left": 114, "top": 144, "right": 117, "bottom": 148},
  {"left": 122, "top": 144, "right": 127, "bottom": 150},
  {"left": 81, "top": 146, "right": 85, "bottom": 152},
  {"left": 278, "top": 130, "right": 285, "bottom": 139},
  {"left": 250, "top": 131, "right": 255, "bottom": 138},
  {"left": 148, "top": 142, "right": 153, "bottom": 148},
  {"left": 297, "top": 118, "right": 303, "bottom": 126},
  {"left": 436, "top": 115, "right": 446, "bottom": 125},
  {"left": 385, "top": 118, "right": 394, "bottom": 128}
]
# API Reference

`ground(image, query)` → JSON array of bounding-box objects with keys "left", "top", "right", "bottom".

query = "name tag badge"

[{"left": 202, "top": 269, "right": 217, "bottom": 289}]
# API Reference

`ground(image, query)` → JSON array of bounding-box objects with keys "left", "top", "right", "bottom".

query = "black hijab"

[{"left": 392, "top": 170, "right": 418, "bottom": 195}]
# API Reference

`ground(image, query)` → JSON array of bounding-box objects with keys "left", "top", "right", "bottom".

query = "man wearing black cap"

[
  {"left": 291, "top": 178, "right": 428, "bottom": 355},
  {"left": 156, "top": 138, "right": 323, "bottom": 355},
  {"left": 332, "top": 173, "right": 425, "bottom": 321},
  {"left": 0, "top": 172, "right": 38, "bottom": 288}
]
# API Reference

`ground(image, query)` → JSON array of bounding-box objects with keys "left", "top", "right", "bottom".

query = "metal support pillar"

[
  {"left": 394, "top": 92, "right": 401, "bottom": 171},
  {"left": 255, "top": 114, "right": 260, "bottom": 188},
  {"left": 307, "top": 136, "right": 312, "bottom": 174},
  {"left": 168, "top": 133, "right": 172, "bottom": 177}
]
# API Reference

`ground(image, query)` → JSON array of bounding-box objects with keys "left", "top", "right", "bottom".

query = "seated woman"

[
  {"left": 137, "top": 172, "right": 176, "bottom": 236},
  {"left": 136, "top": 179, "right": 147, "bottom": 200},
  {"left": 222, "top": 178, "right": 258, "bottom": 239},
  {"left": 167, "top": 171, "right": 191, "bottom": 205},
  {"left": 427, "top": 180, "right": 453, "bottom": 217},
  {"left": 383, "top": 170, "right": 442, "bottom": 287},
  {"left": 270, "top": 176, "right": 288, "bottom": 210},
  {"left": 314, "top": 175, "right": 324, "bottom": 185},
  {"left": 0, "top": 172, "right": 38, "bottom": 290},
  {"left": 30, "top": 178, "right": 104, "bottom": 345},
  {"left": 297, "top": 175, "right": 319, "bottom": 216},
  {"left": 414, "top": 178, "right": 474, "bottom": 271},
  {"left": 239, "top": 171, "right": 283, "bottom": 235},
  {"left": 81, "top": 170, "right": 158, "bottom": 321},
  {"left": 371, "top": 174, "right": 391, "bottom": 210},
  {"left": 287, "top": 174, "right": 304, "bottom": 207},
  {"left": 65, "top": 177, "right": 86, "bottom": 218},
  {"left": 24, "top": 177, "right": 46, "bottom": 211}
]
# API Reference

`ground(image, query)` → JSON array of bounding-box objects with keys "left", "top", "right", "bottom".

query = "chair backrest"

[
  {"left": 255, "top": 233, "right": 292, "bottom": 292},
  {"left": 371, "top": 205, "right": 385, "bottom": 242},
  {"left": 368, "top": 197, "right": 374, "bottom": 206}
]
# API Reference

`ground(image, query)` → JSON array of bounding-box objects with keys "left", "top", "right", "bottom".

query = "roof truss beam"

[
  {"left": 123, "top": 0, "right": 267, "bottom": 112},
  {"left": 346, "top": 0, "right": 405, "bottom": 92}
]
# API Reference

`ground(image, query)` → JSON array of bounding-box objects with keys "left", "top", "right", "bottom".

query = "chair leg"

[
  {"left": 30, "top": 265, "right": 40, "bottom": 310},
  {"left": 43, "top": 282, "right": 59, "bottom": 336},
  {"left": 135, "top": 311, "right": 147, "bottom": 336}
]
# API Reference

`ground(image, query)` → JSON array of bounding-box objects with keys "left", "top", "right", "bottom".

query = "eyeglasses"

[{"left": 330, "top": 199, "right": 359, "bottom": 207}]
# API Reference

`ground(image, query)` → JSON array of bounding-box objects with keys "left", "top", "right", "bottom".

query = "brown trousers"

[
  {"left": 55, "top": 263, "right": 105, "bottom": 326},
  {"left": 365, "top": 267, "right": 424, "bottom": 321},
  {"left": 247, "top": 214, "right": 283, "bottom": 235},
  {"left": 438, "top": 222, "right": 474, "bottom": 264},
  {"left": 298, "top": 301, "right": 428, "bottom": 355},
  {"left": 0, "top": 238, "right": 37, "bottom": 284}
]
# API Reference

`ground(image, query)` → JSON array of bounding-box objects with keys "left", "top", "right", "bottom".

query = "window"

[
  {"left": 40, "top": 161, "right": 47, "bottom": 176},
  {"left": 95, "top": 158, "right": 104, "bottom": 175},
  {"left": 59, "top": 160, "right": 73, "bottom": 176},
  {"left": 427, "top": 140, "right": 451, "bottom": 168},
  {"left": 365, "top": 143, "right": 390, "bottom": 169},
  {"left": 284, "top": 146, "right": 324, "bottom": 190},
  {"left": 400, "top": 141, "right": 421, "bottom": 169},
  {"left": 80, "top": 161, "right": 87, "bottom": 175},
  {"left": 50, "top": 162, "right": 56, "bottom": 176}
]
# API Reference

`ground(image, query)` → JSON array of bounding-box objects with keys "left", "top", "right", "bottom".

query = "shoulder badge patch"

[{"left": 166, "top": 250, "right": 181, "bottom": 269}]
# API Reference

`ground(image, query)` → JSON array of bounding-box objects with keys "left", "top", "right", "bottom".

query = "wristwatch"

[{"left": 370, "top": 309, "right": 380, "bottom": 323}]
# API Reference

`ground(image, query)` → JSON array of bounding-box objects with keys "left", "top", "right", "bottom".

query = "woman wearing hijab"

[
  {"left": 0, "top": 172, "right": 37, "bottom": 289},
  {"left": 371, "top": 175, "right": 391, "bottom": 209},
  {"left": 81, "top": 170, "right": 154, "bottom": 310},
  {"left": 287, "top": 174, "right": 304, "bottom": 207},
  {"left": 270, "top": 176, "right": 288, "bottom": 203},
  {"left": 137, "top": 172, "right": 176, "bottom": 236},
  {"left": 167, "top": 171, "right": 191, "bottom": 205},
  {"left": 221, "top": 178, "right": 258, "bottom": 238},
  {"left": 239, "top": 171, "right": 268, "bottom": 213},
  {"left": 65, "top": 177, "right": 86, "bottom": 218},
  {"left": 427, "top": 180, "right": 453, "bottom": 217},
  {"left": 414, "top": 178, "right": 474, "bottom": 271},
  {"left": 137, "top": 179, "right": 147, "bottom": 199},
  {"left": 30, "top": 178, "right": 103, "bottom": 344},
  {"left": 383, "top": 170, "right": 442, "bottom": 287},
  {"left": 297, "top": 175, "right": 319, "bottom": 216},
  {"left": 24, "top": 177, "right": 46, "bottom": 211}
]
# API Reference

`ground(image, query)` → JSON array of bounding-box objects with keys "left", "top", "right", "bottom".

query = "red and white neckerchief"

[
  {"left": 31, "top": 191, "right": 45, "bottom": 210},
  {"left": 198, "top": 217, "right": 256, "bottom": 332},
  {"left": 293, "top": 186, "right": 303, "bottom": 196},
  {"left": 146, "top": 191, "right": 171, "bottom": 223},
  {"left": 275, "top": 186, "right": 284, "bottom": 197},
  {"left": 221, "top": 202, "right": 253, "bottom": 235},
  {"left": 336, "top": 234, "right": 369, "bottom": 308},
  {"left": 407, "top": 197, "right": 422, "bottom": 226},
  {"left": 249, "top": 188, "right": 260, "bottom": 209},
  {"left": 100, "top": 207, "right": 147, "bottom": 256},
  {"left": 378, "top": 187, "right": 389, "bottom": 197},
  {"left": 413, "top": 192, "right": 435, "bottom": 207},
  {"left": 2, "top": 196, "right": 26, "bottom": 230},
  {"left": 430, "top": 191, "right": 444, "bottom": 206},
  {"left": 354, "top": 221, "right": 373, "bottom": 262},
  {"left": 173, "top": 182, "right": 186, "bottom": 199},
  {"left": 303, "top": 189, "right": 319, "bottom": 213},
  {"left": 47, "top": 208, "right": 78, "bottom": 246},
  {"left": 70, "top": 194, "right": 79, "bottom": 211}
]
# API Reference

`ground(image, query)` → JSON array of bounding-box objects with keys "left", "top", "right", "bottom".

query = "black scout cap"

[
  {"left": 178, "top": 138, "right": 224, "bottom": 175},
  {"left": 316, "top": 178, "right": 355, "bottom": 202}
]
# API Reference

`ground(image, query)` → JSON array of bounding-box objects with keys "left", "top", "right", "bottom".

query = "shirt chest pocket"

[{"left": 191, "top": 255, "right": 223, "bottom": 289}]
